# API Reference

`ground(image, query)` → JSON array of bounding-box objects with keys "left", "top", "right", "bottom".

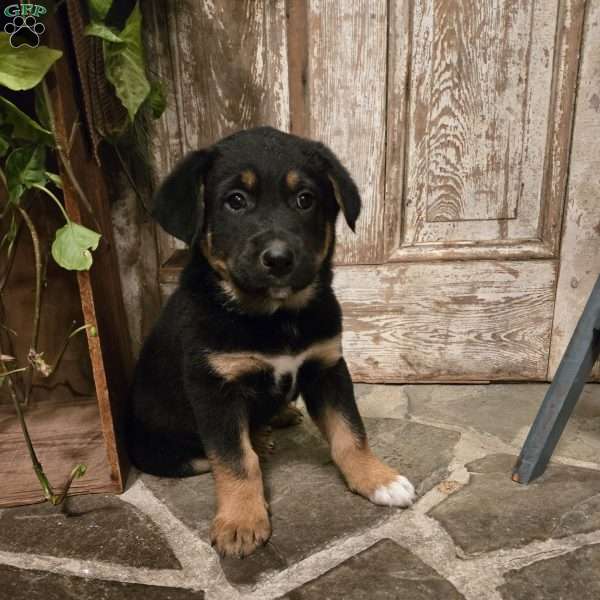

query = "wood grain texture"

[
  {"left": 538, "top": 0, "right": 587, "bottom": 255},
  {"left": 334, "top": 261, "right": 557, "bottom": 382},
  {"left": 549, "top": 0, "right": 600, "bottom": 381},
  {"left": 306, "top": 0, "right": 387, "bottom": 264},
  {"left": 386, "top": 0, "right": 583, "bottom": 261},
  {"left": 425, "top": 0, "right": 531, "bottom": 223},
  {"left": 0, "top": 401, "right": 116, "bottom": 507},
  {"left": 286, "top": 0, "right": 309, "bottom": 135},
  {"left": 110, "top": 176, "right": 161, "bottom": 359},
  {"left": 150, "top": 0, "right": 290, "bottom": 270}
]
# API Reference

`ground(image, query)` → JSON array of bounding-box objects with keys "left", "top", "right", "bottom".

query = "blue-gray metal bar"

[{"left": 512, "top": 274, "right": 600, "bottom": 484}]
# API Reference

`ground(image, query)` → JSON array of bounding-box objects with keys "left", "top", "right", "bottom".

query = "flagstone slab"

[
  {"left": 499, "top": 544, "right": 600, "bottom": 600},
  {"left": 142, "top": 418, "right": 459, "bottom": 587},
  {"left": 404, "top": 384, "right": 600, "bottom": 463},
  {"left": 0, "top": 565, "right": 203, "bottom": 600},
  {"left": 0, "top": 494, "right": 180, "bottom": 569},
  {"left": 429, "top": 454, "right": 600, "bottom": 555},
  {"left": 277, "top": 539, "right": 464, "bottom": 599}
]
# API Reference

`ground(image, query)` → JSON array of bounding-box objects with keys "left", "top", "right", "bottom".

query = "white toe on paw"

[{"left": 370, "top": 476, "right": 416, "bottom": 507}]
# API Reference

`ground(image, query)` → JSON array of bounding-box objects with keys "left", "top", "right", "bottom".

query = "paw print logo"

[{"left": 4, "top": 15, "right": 45, "bottom": 48}]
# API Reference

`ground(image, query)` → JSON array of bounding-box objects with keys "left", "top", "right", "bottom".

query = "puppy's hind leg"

[
  {"left": 269, "top": 402, "right": 303, "bottom": 428},
  {"left": 128, "top": 426, "right": 210, "bottom": 477}
]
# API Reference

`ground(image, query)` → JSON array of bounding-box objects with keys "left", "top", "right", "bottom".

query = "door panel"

[
  {"left": 334, "top": 260, "right": 557, "bottom": 382},
  {"left": 417, "top": 0, "right": 534, "bottom": 224},
  {"left": 385, "top": 0, "right": 585, "bottom": 263}
]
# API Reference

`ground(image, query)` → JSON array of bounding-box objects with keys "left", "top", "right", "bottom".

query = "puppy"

[{"left": 129, "top": 127, "right": 415, "bottom": 558}]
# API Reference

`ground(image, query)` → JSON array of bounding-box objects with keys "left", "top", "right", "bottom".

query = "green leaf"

[
  {"left": 84, "top": 23, "right": 123, "bottom": 43},
  {"left": 51, "top": 222, "right": 101, "bottom": 271},
  {"left": 145, "top": 80, "right": 166, "bottom": 119},
  {"left": 0, "top": 33, "right": 62, "bottom": 91},
  {"left": 103, "top": 3, "right": 151, "bottom": 122},
  {"left": 88, "top": 0, "right": 113, "bottom": 22},
  {"left": 5, "top": 145, "right": 47, "bottom": 203},
  {"left": 0, "top": 96, "right": 53, "bottom": 146},
  {"left": 45, "top": 172, "right": 62, "bottom": 188}
]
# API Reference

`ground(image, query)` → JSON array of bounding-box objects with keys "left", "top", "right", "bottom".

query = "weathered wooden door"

[{"left": 143, "top": 0, "right": 600, "bottom": 383}]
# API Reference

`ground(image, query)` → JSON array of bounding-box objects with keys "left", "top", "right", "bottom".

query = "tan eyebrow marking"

[
  {"left": 286, "top": 170, "right": 300, "bottom": 190},
  {"left": 241, "top": 169, "right": 257, "bottom": 190}
]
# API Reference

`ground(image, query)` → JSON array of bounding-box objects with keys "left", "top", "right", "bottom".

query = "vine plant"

[{"left": 0, "top": 0, "right": 163, "bottom": 504}]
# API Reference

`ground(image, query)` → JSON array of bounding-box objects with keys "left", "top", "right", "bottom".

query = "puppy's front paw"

[
  {"left": 369, "top": 475, "right": 416, "bottom": 507},
  {"left": 340, "top": 451, "right": 417, "bottom": 508},
  {"left": 210, "top": 508, "right": 271, "bottom": 558}
]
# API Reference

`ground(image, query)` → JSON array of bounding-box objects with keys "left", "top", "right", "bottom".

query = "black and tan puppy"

[{"left": 129, "top": 127, "right": 415, "bottom": 557}]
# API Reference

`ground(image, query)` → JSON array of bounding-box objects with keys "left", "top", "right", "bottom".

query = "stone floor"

[{"left": 2, "top": 383, "right": 600, "bottom": 599}]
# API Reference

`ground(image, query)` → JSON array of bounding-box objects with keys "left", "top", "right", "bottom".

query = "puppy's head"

[{"left": 152, "top": 127, "right": 361, "bottom": 311}]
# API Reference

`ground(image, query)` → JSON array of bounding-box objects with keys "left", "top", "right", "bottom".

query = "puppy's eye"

[
  {"left": 296, "top": 191, "right": 314, "bottom": 210},
  {"left": 225, "top": 192, "right": 247, "bottom": 212}
]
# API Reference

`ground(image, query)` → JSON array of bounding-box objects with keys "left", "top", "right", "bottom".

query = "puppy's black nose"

[{"left": 260, "top": 241, "right": 294, "bottom": 277}]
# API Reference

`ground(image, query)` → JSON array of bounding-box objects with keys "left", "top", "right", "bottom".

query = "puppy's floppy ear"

[
  {"left": 151, "top": 149, "right": 214, "bottom": 245},
  {"left": 314, "top": 143, "right": 362, "bottom": 232}
]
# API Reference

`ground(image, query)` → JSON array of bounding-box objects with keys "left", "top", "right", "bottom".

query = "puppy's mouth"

[{"left": 220, "top": 277, "right": 317, "bottom": 314}]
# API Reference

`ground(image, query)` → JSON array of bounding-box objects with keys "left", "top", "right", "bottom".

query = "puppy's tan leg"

[
  {"left": 209, "top": 429, "right": 271, "bottom": 557},
  {"left": 316, "top": 407, "right": 415, "bottom": 507}
]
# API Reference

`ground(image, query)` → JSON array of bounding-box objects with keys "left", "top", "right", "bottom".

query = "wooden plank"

[
  {"left": 45, "top": 9, "right": 133, "bottom": 491},
  {"left": 386, "top": 0, "right": 583, "bottom": 260},
  {"left": 306, "top": 0, "right": 387, "bottom": 264},
  {"left": 334, "top": 260, "right": 557, "bottom": 382},
  {"left": 153, "top": 0, "right": 290, "bottom": 267},
  {"left": 383, "top": 0, "right": 411, "bottom": 259},
  {"left": 549, "top": 0, "right": 600, "bottom": 380},
  {"left": 0, "top": 400, "right": 115, "bottom": 507},
  {"left": 538, "top": 0, "right": 587, "bottom": 255}
]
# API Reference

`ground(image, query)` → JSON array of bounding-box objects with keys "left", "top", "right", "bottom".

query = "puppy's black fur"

[{"left": 129, "top": 127, "right": 365, "bottom": 478}]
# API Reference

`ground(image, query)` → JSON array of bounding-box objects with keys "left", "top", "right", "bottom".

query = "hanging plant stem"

[
  {"left": 15, "top": 206, "right": 42, "bottom": 406},
  {"left": 0, "top": 351, "right": 50, "bottom": 500},
  {"left": 41, "top": 81, "right": 101, "bottom": 233},
  {"left": 32, "top": 182, "right": 69, "bottom": 221},
  {"left": 1, "top": 366, "right": 27, "bottom": 377},
  {"left": 46, "top": 322, "right": 96, "bottom": 377},
  {"left": 0, "top": 217, "right": 22, "bottom": 295},
  {"left": 1, "top": 345, "right": 87, "bottom": 504}
]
